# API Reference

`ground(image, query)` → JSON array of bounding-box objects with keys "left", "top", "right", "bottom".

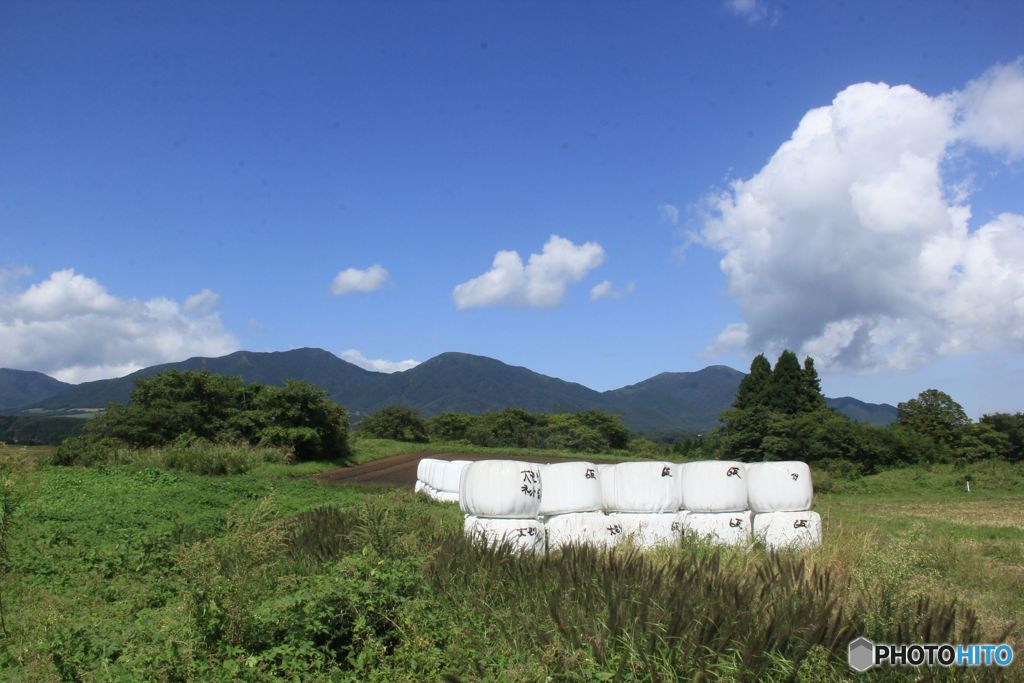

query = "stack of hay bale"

[
  {"left": 415, "top": 455, "right": 820, "bottom": 553},
  {"left": 678, "top": 461, "right": 753, "bottom": 546},
  {"left": 460, "top": 460, "right": 546, "bottom": 554},
  {"left": 413, "top": 458, "right": 470, "bottom": 503},
  {"left": 540, "top": 461, "right": 618, "bottom": 549},
  {"left": 746, "top": 461, "right": 821, "bottom": 550},
  {"left": 602, "top": 461, "right": 685, "bottom": 549}
]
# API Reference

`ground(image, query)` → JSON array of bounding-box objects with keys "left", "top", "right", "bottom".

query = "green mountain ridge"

[
  {"left": 0, "top": 369, "right": 73, "bottom": 411},
  {"left": 4, "top": 348, "right": 897, "bottom": 433}
]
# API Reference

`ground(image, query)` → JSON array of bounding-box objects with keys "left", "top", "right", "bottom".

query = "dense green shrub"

[
  {"left": 357, "top": 405, "right": 428, "bottom": 442},
  {"left": 67, "top": 371, "right": 350, "bottom": 462},
  {"left": 425, "top": 411, "right": 473, "bottom": 441}
]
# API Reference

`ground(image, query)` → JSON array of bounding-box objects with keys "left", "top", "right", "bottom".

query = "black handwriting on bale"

[
  {"left": 661, "top": 466, "right": 672, "bottom": 477},
  {"left": 729, "top": 518, "right": 742, "bottom": 528},
  {"left": 726, "top": 466, "right": 741, "bottom": 478},
  {"left": 793, "top": 519, "right": 808, "bottom": 529},
  {"left": 585, "top": 468, "right": 596, "bottom": 479},
  {"left": 790, "top": 472, "right": 799, "bottom": 481}
]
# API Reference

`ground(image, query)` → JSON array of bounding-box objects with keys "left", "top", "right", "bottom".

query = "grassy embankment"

[{"left": 0, "top": 441, "right": 1019, "bottom": 680}]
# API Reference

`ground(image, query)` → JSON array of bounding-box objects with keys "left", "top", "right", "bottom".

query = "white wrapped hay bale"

[
  {"left": 604, "top": 461, "right": 681, "bottom": 513},
  {"left": 544, "top": 512, "right": 624, "bottom": 550},
  {"left": 753, "top": 511, "right": 822, "bottom": 550},
  {"left": 460, "top": 460, "right": 543, "bottom": 519},
  {"left": 614, "top": 512, "right": 685, "bottom": 549},
  {"left": 538, "top": 462, "right": 603, "bottom": 516},
  {"left": 426, "top": 459, "right": 451, "bottom": 490},
  {"left": 440, "top": 460, "right": 472, "bottom": 494},
  {"left": 746, "top": 462, "right": 813, "bottom": 513},
  {"left": 434, "top": 490, "right": 459, "bottom": 504},
  {"left": 680, "top": 461, "right": 747, "bottom": 512},
  {"left": 417, "top": 458, "right": 444, "bottom": 487},
  {"left": 598, "top": 464, "right": 616, "bottom": 511},
  {"left": 468, "top": 517, "right": 546, "bottom": 554},
  {"left": 682, "top": 511, "right": 752, "bottom": 547}
]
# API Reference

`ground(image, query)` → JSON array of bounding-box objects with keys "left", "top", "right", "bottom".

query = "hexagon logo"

[{"left": 848, "top": 637, "right": 875, "bottom": 672}]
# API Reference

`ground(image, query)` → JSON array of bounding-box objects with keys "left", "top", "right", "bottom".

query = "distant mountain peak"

[{"left": 4, "top": 348, "right": 897, "bottom": 431}]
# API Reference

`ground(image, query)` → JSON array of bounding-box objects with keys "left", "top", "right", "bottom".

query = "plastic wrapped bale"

[
  {"left": 426, "top": 459, "right": 450, "bottom": 490},
  {"left": 746, "top": 462, "right": 813, "bottom": 512},
  {"left": 538, "top": 461, "right": 603, "bottom": 516},
  {"left": 441, "top": 460, "right": 472, "bottom": 494},
  {"left": 417, "top": 458, "right": 442, "bottom": 484},
  {"left": 544, "top": 512, "right": 623, "bottom": 550},
  {"left": 675, "top": 463, "right": 687, "bottom": 510},
  {"left": 682, "top": 511, "right": 752, "bottom": 547},
  {"left": 753, "top": 511, "right": 822, "bottom": 550},
  {"left": 470, "top": 518, "right": 546, "bottom": 554},
  {"left": 614, "top": 512, "right": 684, "bottom": 549},
  {"left": 434, "top": 490, "right": 460, "bottom": 504},
  {"left": 604, "top": 461, "right": 682, "bottom": 513},
  {"left": 598, "top": 464, "right": 616, "bottom": 511},
  {"left": 680, "top": 461, "right": 747, "bottom": 512},
  {"left": 460, "top": 460, "right": 543, "bottom": 519}
]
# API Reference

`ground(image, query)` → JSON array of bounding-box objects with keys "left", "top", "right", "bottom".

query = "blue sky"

[{"left": 2, "top": 0, "right": 1023, "bottom": 417}]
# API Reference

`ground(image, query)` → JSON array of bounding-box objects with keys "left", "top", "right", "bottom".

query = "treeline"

[
  {"left": 0, "top": 415, "right": 85, "bottom": 445},
  {"left": 357, "top": 405, "right": 648, "bottom": 454},
  {"left": 685, "top": 351, "right": 1022, "bottom": 471},
  {"left": 57, "top": 370, "right": 350, "bottom": 463}
]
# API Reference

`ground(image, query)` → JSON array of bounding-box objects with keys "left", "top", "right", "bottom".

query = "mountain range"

[{"left": 1, "top": 348, "right": 897, "bottom": 433}]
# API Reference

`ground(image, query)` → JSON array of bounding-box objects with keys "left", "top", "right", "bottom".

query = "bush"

[
  {"left": 358, "top": 406, "right": 428, "bottom": 443},
  {"left": 425, "top": 412, "right": 474, "bottom": 442}
]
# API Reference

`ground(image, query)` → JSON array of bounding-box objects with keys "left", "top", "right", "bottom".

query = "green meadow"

[{"left": 0, "top": 442, "right": 1020, "bottom": 681}]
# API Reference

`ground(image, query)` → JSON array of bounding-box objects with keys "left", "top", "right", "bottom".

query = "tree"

[
  {"left": 980, "top": 412, "right": 1024, "bottom": 461},
  {"left": 734, "top": 354, "right": 772, "bottom": 410},
  {"left": 426, "top": 412, "right": 474, "bottom": 442},
  {"left": 357, "top": 405, "right": 429, "bottom": 443},
  {"left": 573, "top": 410, "right": 631, "bottom": 450},
  {"left": 799, "top": 357, "right": 827, "bottom": 413},
  {"left": 87, "top": 371, "right": 350, "bottom": 460},
  {"left": 896, "top": 389, "right": 969, "bottom": 447},
  {"left": 769, "top": 350, "right": 804, "bottom": 414},
  {"left": 255, "top": 381, "right": 350, "bottom": 459}
]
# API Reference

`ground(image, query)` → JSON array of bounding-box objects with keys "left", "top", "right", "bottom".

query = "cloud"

[
  {"left": 954, "top": 58, "right": 1024, "bottom": 158},
  {"left": 725, "top": 0, "right": 770, "bottom": 23},
  {"left": 659, "top": 203, "right": 680, "bottom": 226},
  {"left": 0, "top": 269, "right": 239, "bottom": 383},
  {"left": 453, "top": 235, "right": 605, "bottom": 309},
  {"left": 183, "top": 288, "right": 220, "bottom": 314},
  {"left": 590, "top": 280, "right": 636, "bottom": 301},
  {"left": 340, "top": 348, "right": 420, "bottom": 373},
  {"left": 698, "top": 62, "right": 1024, "bottom": 372},
  {"left": 0, "top": 265, "right": 32, "bottom": 288},
  {"left": 330, "top": 264, "right": 390, "bottom": 296}
]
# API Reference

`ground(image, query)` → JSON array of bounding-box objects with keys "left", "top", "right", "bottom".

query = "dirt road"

[{"left": 315, "top": 452, "right": 621, "bottom": 488}]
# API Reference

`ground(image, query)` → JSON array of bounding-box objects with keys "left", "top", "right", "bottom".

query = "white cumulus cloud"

[
  {"left": 659, "top": 203, "right": 680, "bottom": 226},
  {"left": 590, "top": 280, "right": 636, "bottom": 301},
  {"left": 954, "top": 58, "right": 1024, "bottom": 158},
  {"left": 183, "top": 288, "right": 221, "bottom": 313},
  {"left": 340, "top": 349, "right": 420, "bottom": 373},
  {"left": 725, "top": 0, "right": 770, "bottom": 24},
  {"left": 453, "top": 235, "right": 605, "bottom": 309},
  {"left": 330, "top": 264, "right": 390, "bottom": 296},
  {"left": 698, "top": 61, "right": 1024, "bottom": 372},
  {"left": 0, "top": 269, "right": 239, "bottom": 383}
]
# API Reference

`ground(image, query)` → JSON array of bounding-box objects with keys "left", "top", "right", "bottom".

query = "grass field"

[{"left": 0, "top": 442, "right": 1020, "bottom": 680}]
